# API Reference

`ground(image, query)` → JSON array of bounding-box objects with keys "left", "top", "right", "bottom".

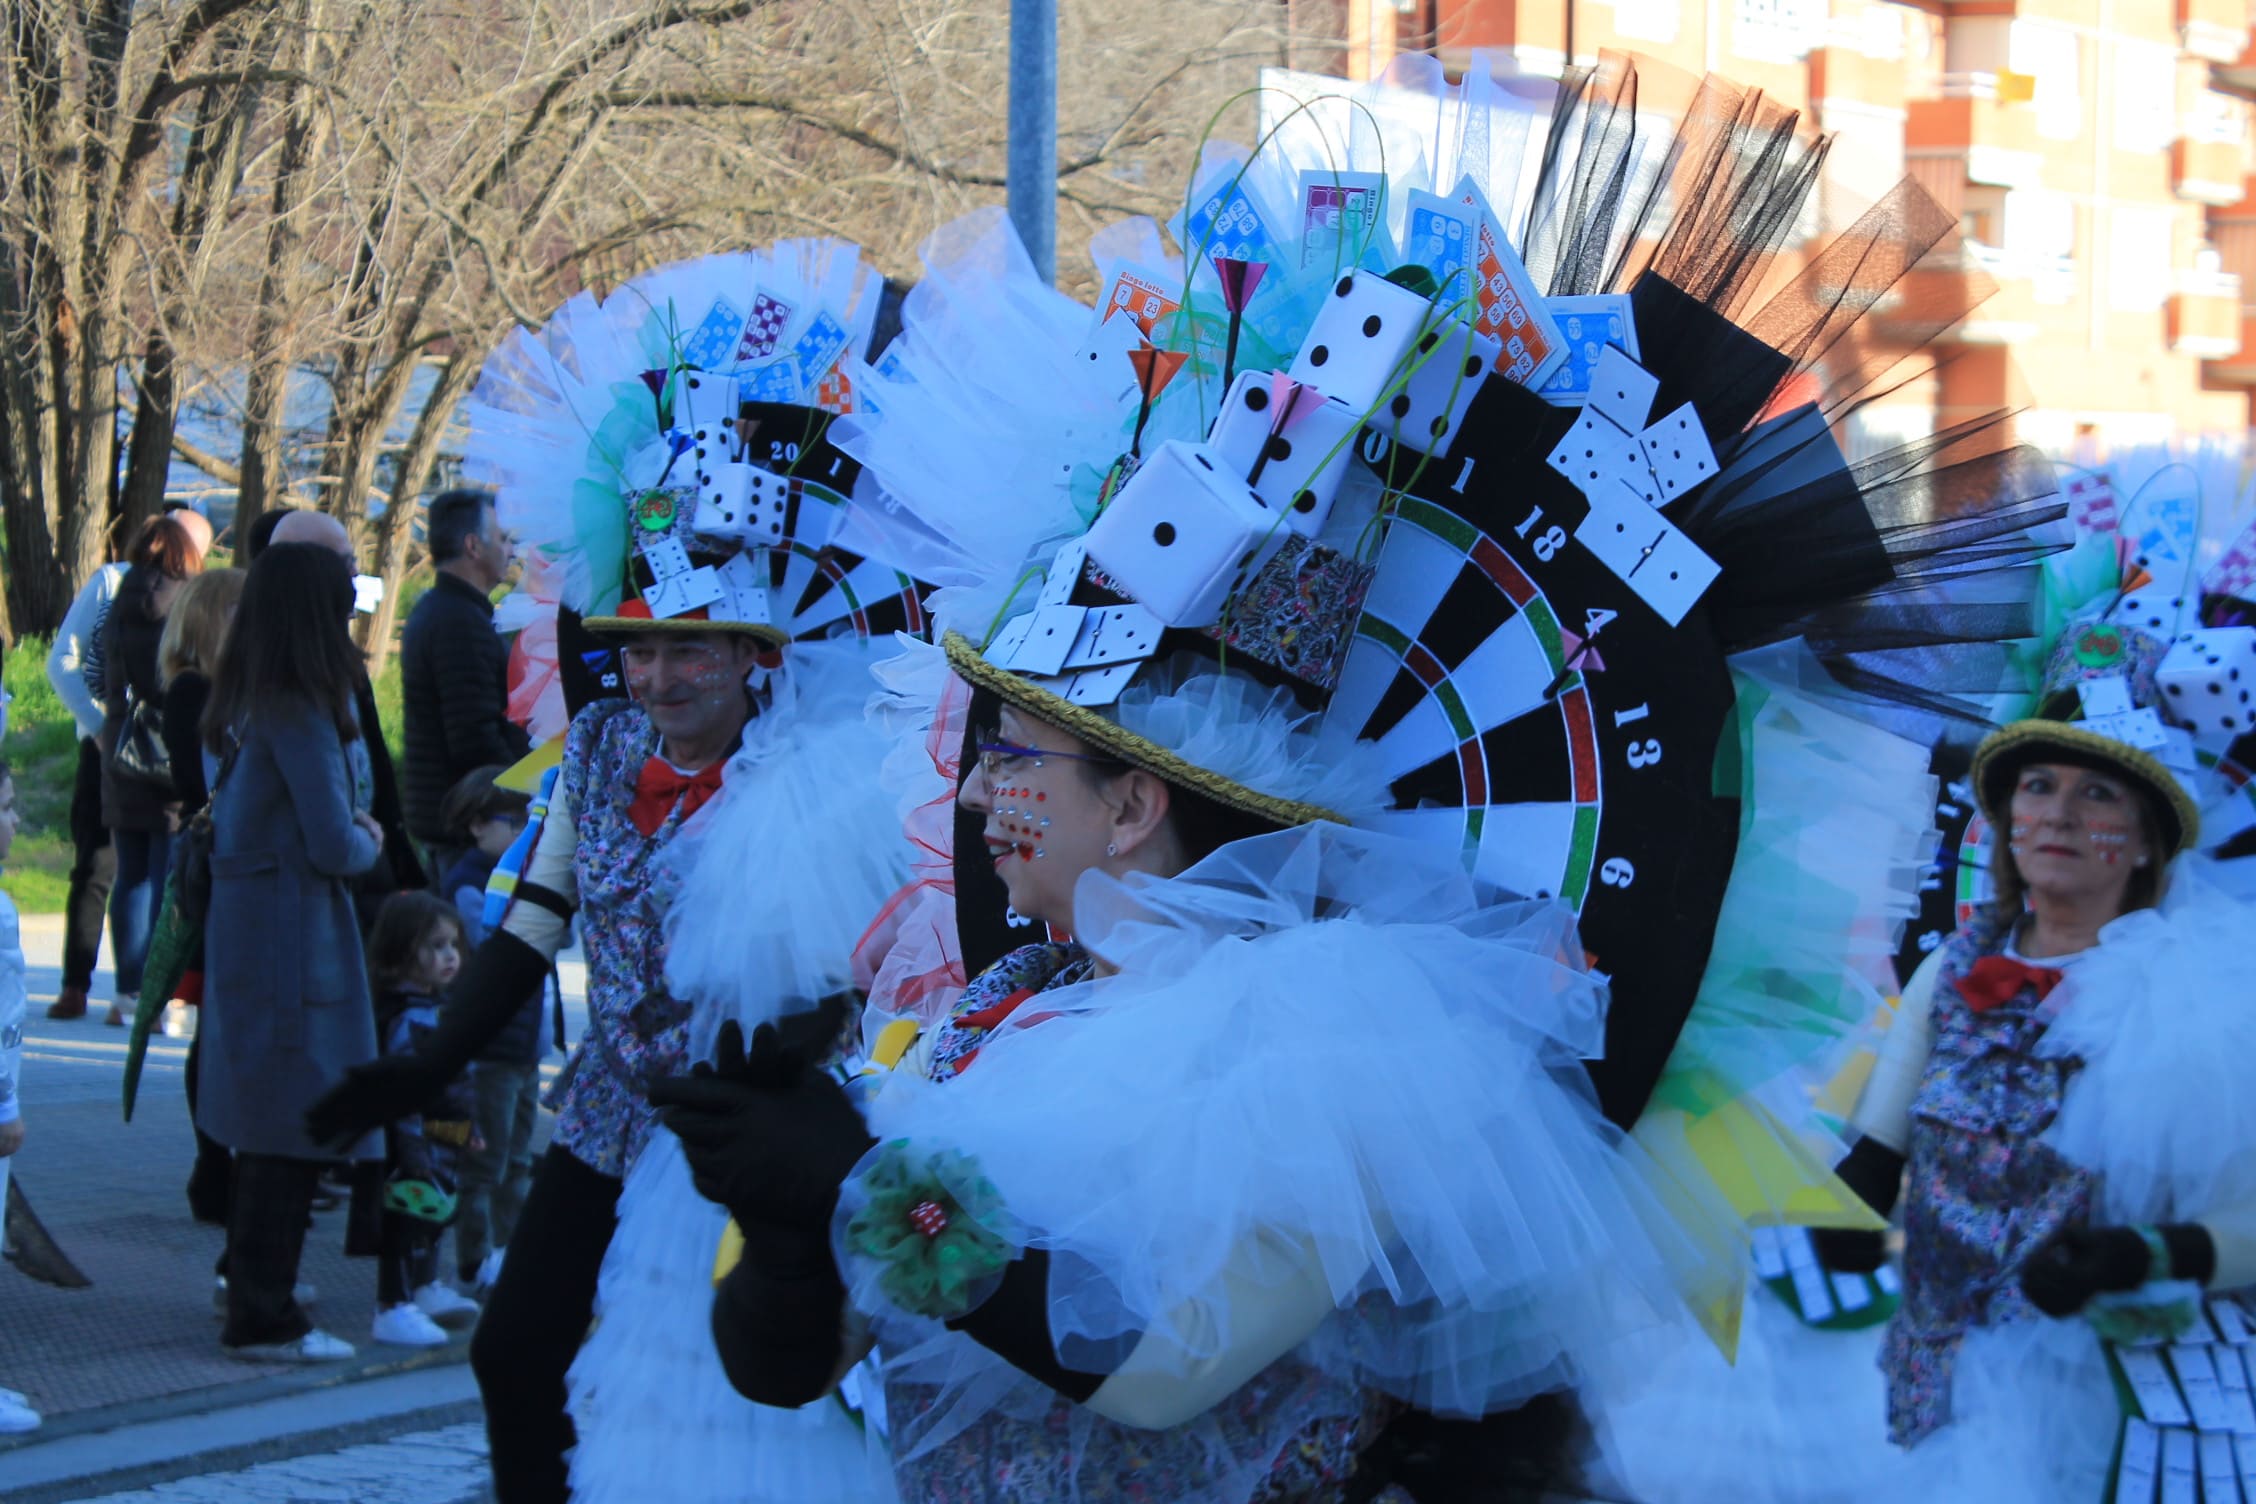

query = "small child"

[
  {"left": 0, "top": 758, "right": 43, "bottom": 1432},
  {"left": 437, "top": 767, "right": 546, "bottom": 1297},
  {"left": 366, "top": 891, "right": 482, "bottom": 1346}
]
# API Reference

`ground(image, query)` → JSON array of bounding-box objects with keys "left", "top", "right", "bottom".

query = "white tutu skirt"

[
  {"left": 844, "top": 824, "right": 1716, "bottom": 1431},
  {"left": 1586, "top": 1284, "right": 2116, "bottom": 1504},
  {"left": 566, "top": 1128, "right": 896, "bottom": 1504}
]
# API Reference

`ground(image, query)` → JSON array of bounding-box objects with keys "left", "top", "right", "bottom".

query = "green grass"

[{"left": 4, "top": 634, "right": 85, "bottom": 913}]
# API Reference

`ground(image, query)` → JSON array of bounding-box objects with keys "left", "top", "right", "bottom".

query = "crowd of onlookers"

[{"left": 0, "top": 491, "right": 550, "bottom": 1430}]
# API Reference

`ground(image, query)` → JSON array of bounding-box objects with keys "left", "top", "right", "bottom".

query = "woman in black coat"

[{"left": 96, "top": 517, "right": 202, "bottom": 1027}]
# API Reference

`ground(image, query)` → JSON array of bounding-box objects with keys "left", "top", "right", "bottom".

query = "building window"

[
  {"left": 1736, "top": 0, "right": 1825, "bottom": 62},
  {"left": 2112, "top": 44, "right": 2179, "bottom": 154},
  {"left": 2108, "top": 209, "right": 2174, "bottom": 312},
  {"left": 2007, "top": 21, "right": 2083, "bottom": 143}
]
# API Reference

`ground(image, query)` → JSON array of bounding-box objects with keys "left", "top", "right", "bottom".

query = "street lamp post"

[{"left": 1008, "top": 0, "right": 1058, "bottom": 285}]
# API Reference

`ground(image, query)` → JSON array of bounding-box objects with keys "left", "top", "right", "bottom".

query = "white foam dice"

[
  {"left": 1574, "top": 484, "right": 1721, "bottom": 627},
  {"left": 1587, "top": 346, "right": 1659, "bottom": 432},
  {"left": 1287, "top": 271, "right": 1434, "bottom": 415},
  {"left": 678, "top": 370, "right": 738, "bottom": 434},
  {"left": 2111, "top": 588, "right": 2193, "bottom": 640},
  {"left": 2158, "top": 625, "right": 2256, "bottom": 736},
  {"left": 1639, "top": 404, "right": 1716, "bottom": 500},
  {"left": 1383, "top": 321, "right": 1500, "bottom": 457},
  {"left": 1206, "top": 372, "right": 1361, "bottom": 536},
  {"left": 694, "top": 462, "right": 788, "bottom": 546},
  {"left": 1082, "top": 439, "right": 1287, "bottom": 628}
]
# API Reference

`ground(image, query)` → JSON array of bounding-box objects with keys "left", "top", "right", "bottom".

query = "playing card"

[
  {"left": 1451, "top": 177, "right": 1566, "bottom": 390},
  {"left": 1180, "top": 167, "right": 1280, "bottom": 269},
  {"left": 1534, "top": 293, "right": 1638, "bottom": 405},
  {"left": 1403, "top": 189, "right": 1477, "bottom": 313},
  {"left": 2063, "top": 469, "right": 2120, "bottom": 535},
  {"left": 793, "top": 309, "right": 852, "bottom": 383},
  {"left": 1097, "top": 264, "right": 1182, "bottom": 340},
  {"left": 1297, "top": 170, "right": 1390, "bottom": 273},
  {"left": 681, "top": 296, "right": 747, "bottom": 372},
  {"left": 736, "top": 290, "right": 794, "bottom": 365}
]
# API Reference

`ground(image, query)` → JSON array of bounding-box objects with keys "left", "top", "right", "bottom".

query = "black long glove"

[
  {"left": 711, "top": 1216, "right": 854, "bottom": 1408},
  {"left": 648, "top": 1016, "right": 875, "bottom": 1228},
  {"left": 2019, "top": 1224, "right": 2218, "bottom": 1317},
  {"left": 1810, "top": 1137, "right": 1907, "bottom": 1275},
  {"left": 305, "top": 929, "right": 551, "bottom": 1148}
]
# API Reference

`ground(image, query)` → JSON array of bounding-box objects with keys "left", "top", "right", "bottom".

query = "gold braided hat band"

[
  {"left": 942, "top": 631, "right": 1348, "bottom": 829},
  {"left": 1969, "top": 719, "right": 2202, "bottom": 858},
  {"left": 582, "top": 613, "right": 789, "bottom": 647}
]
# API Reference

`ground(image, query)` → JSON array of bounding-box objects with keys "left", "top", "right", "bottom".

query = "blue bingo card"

[
  {"left": 1404, "top": 190, "right": 1476, "bottom": 311},
  {"left": 793, "top": 309, "right": 851, "bottom": 383},
  {"left": 1182, "top": 171, "right": 1279, "bottom": 268},
  {"left": 1536, "top": 294, "right": 1639, "bottom": 405},
  {"left": 745, "top": 357, "right": 806, "bottom": 404},
  {"left": 681, "top": 297, "right": 747, "bottom": 372}
]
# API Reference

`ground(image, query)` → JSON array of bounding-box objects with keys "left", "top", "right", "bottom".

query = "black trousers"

[
  {"left": 221, "top": 1153, "right": 322, "bottom": 1348},
  {"left": 62, "top": 737, "right": 114, "bottom": 991},
  {"left": 469, "top": 1143, "right": 621, "bottom": 1504}
]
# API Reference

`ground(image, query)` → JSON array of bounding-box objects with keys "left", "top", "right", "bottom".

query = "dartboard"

[{"left": 1342, "top": 378, "right": 1742, "bottom": 1129}]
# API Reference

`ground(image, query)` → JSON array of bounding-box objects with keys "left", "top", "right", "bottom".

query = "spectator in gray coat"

[{"left": 197, "top": 543, "right": 384, "bottom": 1364}]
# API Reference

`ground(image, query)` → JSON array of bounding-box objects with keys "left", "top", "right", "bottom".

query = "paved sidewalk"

[
  {"left": 0, "top": 912, "right": 580, "bottom": 1433},
  {"left": 69, "top": 1419, "right": 493, "bottom": 1504}
]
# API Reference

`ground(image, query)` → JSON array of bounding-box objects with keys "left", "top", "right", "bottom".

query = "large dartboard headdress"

[
  {"left": 839, "top": 52, "right": 2070, "bottom": 1349},
  {"left": 463, "top": 239, "right": 926, "bottom": 734}
]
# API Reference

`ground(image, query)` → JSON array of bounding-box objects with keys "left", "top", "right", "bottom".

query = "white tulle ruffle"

[
  {"left": 843, "top": 823, "right": 1714, "bottom": 1439},
  {"left": 660, "top": 638, "right": 911, "bottom": 1056},
  {"left": 1584, "top": 1284, "right": 2115, "bottom": 1504},
  {"left": 566, "top": 1129, "right": 895, "bottom": 1504},
  {"left": 2037, "top": 854, "right": 2256, "bottom": 1226}
]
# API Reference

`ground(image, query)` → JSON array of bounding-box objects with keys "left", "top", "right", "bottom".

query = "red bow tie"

[
  {"left": 1954, "top": 954, "right": 2065, "bottom": 1013},
  {"left": 627, "top": 756, "right": 725, "bottom": 836}
]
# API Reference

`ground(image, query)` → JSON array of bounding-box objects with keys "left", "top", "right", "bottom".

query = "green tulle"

[
  {"left": 843, "top": 1141, "right": 1015, "bottom": 1321},
  {"left": 2001, "top": 532, "right": 2133, "bottom": 722}
]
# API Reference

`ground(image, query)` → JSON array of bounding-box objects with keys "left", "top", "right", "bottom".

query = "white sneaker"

[
  {"left": 371, "top": 1302, "right": 449, "bottom": 1348},
  {"left": 470, "top": 1247, "right": 506, "bottom": 1298},
  {"left": 212, "top": 1276, "right": 319, "bottom": 1317},
  {"left": 226, "top": 1328, "right": 355, "bottom": 1363},
  {"left": 412, "top": 1281, "right": 480, "bottom": 1330},
  {"left": 161, "top": 1000, "right": 197, "bottom": 1039},
  {"left": 0, "top": 1392, "right": 39, "bottom": 1433}
]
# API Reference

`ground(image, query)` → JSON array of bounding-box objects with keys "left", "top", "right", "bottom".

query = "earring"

[
  {"left": 2135, "top": 855, "right": 2150, "bottom": 868},
  {"left": 1105, "top": 842, "right": 1118, "bottom": 857}
]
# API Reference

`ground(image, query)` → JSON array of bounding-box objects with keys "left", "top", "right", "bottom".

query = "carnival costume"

[
  {"left": 1592, "top": 530, "right": 2256, "bottom": 1503},
  {"left": 647, "top": 51, "right": 2075, "bottom": 1504},
  {"left": 310, "top": 240, "right": 919, "bottom": 1503}
]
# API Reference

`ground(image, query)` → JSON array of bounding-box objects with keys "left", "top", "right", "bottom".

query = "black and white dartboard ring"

[{"left": 1345, "top": 393, "right": 1743, "bottom": 1130}]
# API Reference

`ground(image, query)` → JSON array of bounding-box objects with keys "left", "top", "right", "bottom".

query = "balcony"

[
  {"left": 2180, "top": 0, "right": 2252, "bottom": 64},
  {"left": 2169, "top": 268, "right": 2243, "bottom": 357},
  {"left": 2175, "top": 136, "right": 2250, "bottom": 204},
  {"left": 1908, "top": 91, "right": 2043, "bottom": 191}
]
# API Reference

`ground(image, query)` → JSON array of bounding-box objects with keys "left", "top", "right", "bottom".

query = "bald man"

[
  {"left": 269, "top": 509, "right": 354, "bottom": 558},
  {"left": 43, "top": 507, "right": 214, "bottom": 1020}
]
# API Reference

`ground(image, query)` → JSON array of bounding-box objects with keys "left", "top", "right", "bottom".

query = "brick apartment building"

[{"left": 1292, "top": 0, "right": 2256, "bottom": 448}]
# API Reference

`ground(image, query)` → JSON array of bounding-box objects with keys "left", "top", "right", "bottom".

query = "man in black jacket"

[{"left": 400, "top": 489, "right": 528, "bottom": 880}]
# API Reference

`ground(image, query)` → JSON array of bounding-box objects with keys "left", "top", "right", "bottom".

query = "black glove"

[
  {"left": 711, "top": 1216, "right": 852, "bottom": 1408},
  {"left": 2019, "top": 1224, "right": 2217, "bottom": 1317},
  {"left": 648, "top": 1017, "right": 876, "bottom": 1227},
  {"left": 1809, "top": 1137, "right": 1906, "bottom": 1276},
  {"left": 305, "top": 929, "right": 551, "bottom": 1148}
]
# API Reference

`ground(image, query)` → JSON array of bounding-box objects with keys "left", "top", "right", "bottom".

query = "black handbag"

[
  {"left": 108, "top": 695, "right": 176, "bottom": 795},
  {"left": 169, "top": 740, "right": 241, "bottom": 929}
]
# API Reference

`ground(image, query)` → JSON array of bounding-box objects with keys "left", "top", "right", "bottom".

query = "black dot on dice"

[
  {"left": 1293, "top": 490, "right": 1317, "bottom": 513},
  {"left": 1153, "top": 522, "right": 1176, "bottom": 546},
  {"left": 1418, "top": 332, "right": 1439, "bottom": 353},
  {"left": 1464, "top": 356, "right": 1482, "bottom": 377},
  {"left": 1333, "top": 277, "right": 1354, "bottom": 297},
  {"left": 1238, "top": 551, "right": 1256, "bottom": 568},
  {"left": 1309, "top": 345, "right": 1330, "bottom": 367},
  {"left": 1265, "top": 437, "right": 1292, "bottom": 462},
  {"left": 1390, "top": 394, "right": 1412, "bottom": 418},
  {"left": 1362, "top": 315, "right": 1382, "bottom": 337},
  {"left": 1245, "top": 386, "right": 1269, "bottom": 412},
  {"left": 1429, "top": 416, "right": 1448, "bottom": 438}
]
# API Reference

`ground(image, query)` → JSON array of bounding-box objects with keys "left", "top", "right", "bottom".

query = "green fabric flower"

[{"left": 844, "top": 1142, "right": 1015, "bottom": 1321}]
